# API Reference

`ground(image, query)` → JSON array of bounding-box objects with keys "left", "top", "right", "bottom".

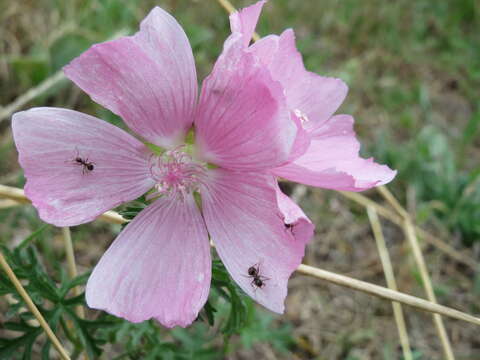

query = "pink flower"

[{"left": 12, "top": 2, "right": 395, "bottom": 328}]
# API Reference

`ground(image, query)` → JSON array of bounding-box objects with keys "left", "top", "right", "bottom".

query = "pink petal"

[
  {"left": 12, "top": 108, "right": 154, "bottom": 226},
  {"left": 275, "top": 185, "right": 314, "bottom": 247},
  {"left": 287, "top": 111, "right": 311, "bottom": 162},
  {"left": 195, "top": 34, "right": 296, "bottom": 170},
  {"left": 229, "top": 0, "right": 266, "bottom": 46},
  {"left": 64, "top": 7, "right": 197, "bottom": 148},
  {"left": 273, "top": 115, "right": 397, "bottom": 191},
  {"left": 250, "top": 29, "right": 348, "bottom": 127},
  {"left": 200, "top": 169, "right": 306, "bottom": 313},
  {"left": 86, "top": 194, "right": 211, "bottom": 328}
]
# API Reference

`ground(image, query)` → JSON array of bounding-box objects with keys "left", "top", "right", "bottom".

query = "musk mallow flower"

[
  {"left": 12, "top": 5, "right": 312, "bottom": 328},
  {"left": 11, "top": 2, "right": 395, "bottom": 328}
]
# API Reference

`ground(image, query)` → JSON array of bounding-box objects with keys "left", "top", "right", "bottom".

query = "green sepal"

[{"left": 144, "top": 142, "right": 165, "bottom": 155}]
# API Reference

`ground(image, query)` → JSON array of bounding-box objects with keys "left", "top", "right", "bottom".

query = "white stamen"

[{"left": 148, "top": 146, "right": 206, "bottom": 199}]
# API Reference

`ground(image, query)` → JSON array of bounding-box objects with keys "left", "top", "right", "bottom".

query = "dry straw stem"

[
  {"left": 367, "top": 206, "right": 412, "bottom": 360},
  {"left": 61, "top": 227, "right": 85, "bottom": 318},
  {"left": 296, "top": 264, "right": 480, "bottom": 326},
  {"left": 0, "top": 70, "right": 66, "bottom": 122},
  {"left": 0, "top": 199, "right": 19, "bottom": 209},
  {"left": 1, "top": 185, "right": 480, "bottom": 327},
  {"left": 339, "top": 190, "right": 477, "bottom": 269},
  {"left": 0, "top": 29, "right": 128, "bottom": 123},
  {"left": 0, "top": 252, "right": 71, "bottom": 360},
  {"left": 378, "top": 186, "right": 454, "bottom": 360},
  {"left": 404, "top": 217, "right": 455, "bottom": 360}
]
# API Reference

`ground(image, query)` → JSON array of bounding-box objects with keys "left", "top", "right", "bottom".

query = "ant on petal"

[
  {"left": 277, "top": 213, "right": 295, "bottom": 234},
  {"left": 245, "top": 263, "right": 269, "bottom": 291},
  {"left": 70, "top": 148, "right": 95, "bottom": 174},
  {"left": 284, "top": 222, "right": 295, "bottom": 233}
]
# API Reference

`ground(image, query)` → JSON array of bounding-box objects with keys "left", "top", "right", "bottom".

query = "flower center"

[{"left": 148, "top": 146, "right": 206, "bottom": 199}]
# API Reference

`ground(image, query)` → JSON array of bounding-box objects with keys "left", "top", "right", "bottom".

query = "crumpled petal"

[
  {"left": 286, "top": 111, "right": 311, "bottom": 162},
  {"left": 64, "top": 7, "right": 197, "bottom": 148},
  {"left": 195, "top": 33, "right": 296, "bottom": 170},
  {"left": 229, "top": 0, "right": 266, "bottom": 46},
  {"left": 273, "top": 115, "right": 397, "bottom": 191},
  {"left": 12, "top": 108, "right": 154, "bottom": 226},
  {"left": 275, "top": 185, "right": 314, "bottom": 247},
  {"left": 86, "top": 194, "right": 211, "bottom": 328},
  {"left": 249, "top": 29, "right": 348, "bottom": 128},
  {"left": 200, "top": 169, "right": 306, "bottom": 313}
]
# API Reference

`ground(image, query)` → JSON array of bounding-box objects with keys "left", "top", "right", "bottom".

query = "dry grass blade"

[
  {"left": 1, "top": 184, "right": 480, "bottom": 327},
  {"left": 339, "top": 190, "right": 476, "bottom": 269},
  {"left": 0, "top": 252, "right": 71, "bottom": 360},
  {"left": 61, "top": 227, "right": 84, "bottom": 318},
  {"left": 404, "top": 219, "right": 455, "bottom": 360},
  {"left": 378, "top": 186, "right": 455, "bottom": 360},
  {"left": 0, "top": 29, "right": 128, "bottom": 123},
  {"left": 0, "top": 199, "right": 20, "bottom": 209},
  {"left": 367, "top": 206, "right": 412, "bottom": 360},
  {"left": 296, "top": 264, "right": 480, "bottom": 326},
  {"left": 0, "top": 70, "right": 66, "bottom": 122}
]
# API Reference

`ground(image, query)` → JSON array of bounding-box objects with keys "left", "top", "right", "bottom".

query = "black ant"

[
  {"left": 284, "top": 222, "right": 294, "bottom": 233},
  {"left": 71, "top": 149, "right": 95, "bottom": 174},
  {"left": 277, "top": 213, "right": 295, "bottom": 234},
  {"left": 245, "top": 263, "right": 269, "bottom": 290},
  {"left": 75, "top": 157, "right": 95, "bottom": 173}
]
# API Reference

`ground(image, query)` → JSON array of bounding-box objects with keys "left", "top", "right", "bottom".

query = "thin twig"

[
  {"left": 296, "top": 264, "right": 480, "bottom": 326},
  {"left": 0, "top": 29, "right": 129, "bottom": 123},
  {"left": 0, "top": 70, "right": 66, "bottom": 122},
  {"left": 0, "top": 184, "right": 31, "bottom": 203},
  {"left": 0, "top": 199, "right": 20, "bottom": 209},
  {"left": 367, "top": 206, "right": 413, "bottom": 360},
  {"left": 377, "top": 185, "right": 409, "bottom": 219},
  {"left": 99, "top": 210, "right": 126, "bottom": 224},
  {"left": 378, "top": 186, "right": 455, "bottom": 360},
  {"left": 0, "top": 252, "right": 71, "bottom": 360},
  {"left": 1, "top": 185, "right": 479, "bottom": 327},
  {"left": 404, "top": 219, "right": 455, "bottom": 360},
  {"left": 339, "top": 190, "right": 476, "bottom": 269},
  {"left": 61, "top": 227, "right": 84, "bottom": 318}
]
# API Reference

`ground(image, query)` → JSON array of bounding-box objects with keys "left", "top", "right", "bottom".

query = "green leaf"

[{"left": 15, "top": 224, "right": 50, "bottom": 251}]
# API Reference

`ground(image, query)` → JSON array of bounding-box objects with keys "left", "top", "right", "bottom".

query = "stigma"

[{"left": 148, "top": 146, "right": 206, "bottom": 199}]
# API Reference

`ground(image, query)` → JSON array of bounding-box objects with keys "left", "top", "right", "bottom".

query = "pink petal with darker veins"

[
  {"left": 200, "top": 169, "right": 306, "bottom": 313},
  {"left": 286, "top": 111, "right": 311, "bottom": 162},
  {"left": 250, "top": 29, "right": 348, "bottom": 128},
  {"left": 86, "top": 194, "right": 211, "bottom": 328},
  {"left": 64, "top": 7, "right": 197, "bottom": 148},
  {"left": 273, "top": 115, "right": 397, "bottom": 191},
  {"left": 229, "top": 0, "right": 266, "bottom": 46},
  {"left": 275, "top": 185, "right": 314, "bottom": 247},
  {"left": 195, "top": 33, "right": 296, "bottom": 170},
  {"left": 12, "top": 108, "right": 154, "bottom": 227}
]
